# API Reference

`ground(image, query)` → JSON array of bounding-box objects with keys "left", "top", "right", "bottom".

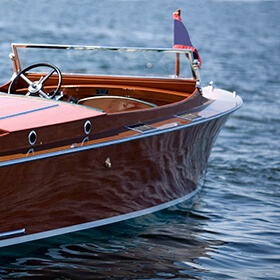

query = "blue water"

[{"left": 0, "top": 0, "right": 279, "bottom": 279}]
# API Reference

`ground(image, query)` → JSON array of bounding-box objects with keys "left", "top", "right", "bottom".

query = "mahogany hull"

[{"left": 0, "top": 114, "right": 229, "bottom": 247}]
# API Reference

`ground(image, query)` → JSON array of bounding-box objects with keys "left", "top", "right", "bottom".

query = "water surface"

[{"left": 0, "top": 0, "right": 279, "bottom": 279}]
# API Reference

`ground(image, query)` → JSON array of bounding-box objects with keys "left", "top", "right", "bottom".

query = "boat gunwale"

[{"left": 0, "top": 97, "right": 242, "bottom": 168}]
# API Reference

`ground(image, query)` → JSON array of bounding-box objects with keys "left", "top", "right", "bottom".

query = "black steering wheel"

[{"left": 8, "top": 62, "right": 62, "bottom": 99}]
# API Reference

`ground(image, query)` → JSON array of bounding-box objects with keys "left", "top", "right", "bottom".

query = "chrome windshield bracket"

[
  {"left": 191, "top": 59, "right": 202, "bottom": 93},
  {"left": 9, "top": 53, "right": 19, "bottom": 79}
]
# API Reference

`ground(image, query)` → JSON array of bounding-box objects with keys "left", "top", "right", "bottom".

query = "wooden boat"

[{"left": 0, "top": 13, "right": 242, "bottom": 248}]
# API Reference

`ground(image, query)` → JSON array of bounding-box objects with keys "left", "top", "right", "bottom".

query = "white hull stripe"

[{"left": 0, "top": 186, "right": 200, "bottom": 248}]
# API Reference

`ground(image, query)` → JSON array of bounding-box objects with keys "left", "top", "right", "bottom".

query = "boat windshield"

[{"left": 11, "top": 44, "right": 194, "bottom": 79}]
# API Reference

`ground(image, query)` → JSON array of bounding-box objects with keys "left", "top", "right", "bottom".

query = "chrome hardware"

[
  {"left": 28, "top": 130, "right": 37, "bottom": 145},
  {"left": 192, "top": 59, "right": 202, "bottom": 93},
  {"left": 9, "top": 53, "right": 18, "bottom": 78},
  {"left": 127, "top": 123, "right": 157, "bottom": 133},
  {"left": 84, "top": 120, "right": 92, "bottom": 135},
  {"left": 209, "top": 81, "right": 215, "bottom": 90},
  {"left": 28, "top": 80, "right": 43, "bottom": 95},
  {"left": 0, "top": 228, "right": 25, "bottom": 239},
  {"left": 104, "top": 157, "right": 112, "bottom": 168},
  {"left": 177, "top": 112, "right": 203, "bottom": 121},
  {"left": 9, "top": 53, "right": 15, "bottom": 60}
]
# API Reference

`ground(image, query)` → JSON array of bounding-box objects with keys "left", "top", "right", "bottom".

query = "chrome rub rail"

[{"left": 0, "top": 228, "right": 25, "bottom": 239}]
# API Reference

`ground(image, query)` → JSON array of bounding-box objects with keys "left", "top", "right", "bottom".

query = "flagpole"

[
  {"left": 175, "top": 53, "right": 180, "bottom": 76},
  {"left": 174, "top": 10, "right": 181, "bottom": 76}
]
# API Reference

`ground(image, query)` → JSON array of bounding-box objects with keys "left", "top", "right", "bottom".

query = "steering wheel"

[{"left": 8, "top": 62, "right": 62, "bottom": 99}]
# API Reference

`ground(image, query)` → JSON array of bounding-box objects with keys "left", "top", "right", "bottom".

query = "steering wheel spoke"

[
  {"left": 8, "top": 63, "right": 62, "bottom": 99},
  {"left": 19, "top": 73, "right": 33, "bottom": 86},
  {"left": 38, "top": 89, "right": 50, "bottom": 99},
  {"left": 41, "top": 68, "right": 56, "bottom": 84}
]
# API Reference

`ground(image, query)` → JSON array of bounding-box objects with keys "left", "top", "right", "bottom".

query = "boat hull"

[{"left": 0, "top": 113, "right": 229, "bottom": 247}]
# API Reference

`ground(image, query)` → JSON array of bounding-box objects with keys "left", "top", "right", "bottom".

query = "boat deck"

[{"left": 0, "top": 94, "right": 105, "bottom": 132}]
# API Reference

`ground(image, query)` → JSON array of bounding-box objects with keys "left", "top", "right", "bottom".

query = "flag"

[{"left": 173, "top": 10, "right": 201, "bottom": 66}]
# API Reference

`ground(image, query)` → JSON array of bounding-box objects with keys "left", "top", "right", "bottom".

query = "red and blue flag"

[{"left": 173, "top": 10, "right": 201, "bottom": 66}]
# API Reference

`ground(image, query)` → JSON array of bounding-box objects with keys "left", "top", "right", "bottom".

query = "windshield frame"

[{"left": 10, "top": 43, "right": 200, "bottom": 82}]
